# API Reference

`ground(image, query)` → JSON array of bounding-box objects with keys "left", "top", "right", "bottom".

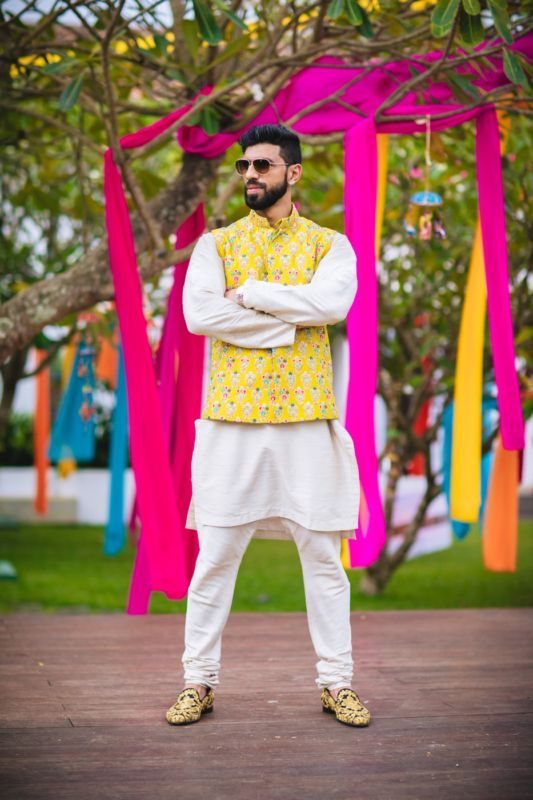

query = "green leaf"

[
  {"left": 487, "top": 0, "right": 513, "bottom": 44},
  {"left": 182, "top": 19, "right": 200, "bottom": 59},
  {"left": 192, "top": 0, "right": 223, "bottom": 45},
  {"left": 212, "top": 0, "right": 248, "bottom": 30},
  {"left": 458, "top": 7, "right": 484, "bottom": 45},
  {"left": 200, "top": 33, "right": 252, "bottom": 72},
  {"left": 515, "top": 326, "right": 532, "bottom": 346},
  {"left": 503, "top": 49, "right": 529, "bottom": 89},
  {"left": 42, "top": 58, "right": 76, "bottom": 75},
  {"left": 199, "top": 106, "right": 220, "bottom": 134},
  {"left": 345, "top": 0, "right": 363, "bottom": 25},
  {"left": 357, "top": 5, "right": 374, "bottom": 38},
  {"left": 33, "top": 331, "right": 56, "bottom": 350},
  {"left": 447, "top": 70, "right": 481, "bottom": 99},
  {"left": 431, "top": 0, "right": 460, "bottom": 36},
  {"left": 185, "top": 110, "right": 201, "bottom": 126},
  {"left": 167, "top": 68, "right": 186, "bottom": 82},
  {"left": 153, "top": 33, "right": 169, "bottom": 56},
  {"left": 327, "top": 0, "right": 346, "bottom": 20},
  {"left": 461, "top": 0, "right": 480, "bottom": 14},
  {"left": 58, "top": 74, "right": 84, "bottom": 112}
]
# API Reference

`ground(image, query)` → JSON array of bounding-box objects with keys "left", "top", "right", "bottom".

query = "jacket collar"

[{"left": 247, "top": 204, "right": 300, "bottom": 233}]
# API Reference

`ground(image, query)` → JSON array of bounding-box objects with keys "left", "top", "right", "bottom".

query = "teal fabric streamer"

[
  {"left": 479, "top": 393, "right": 499, "bottom": 525},
  {"left": 441, "top": 394, "right": 498, "bottom": 539},
  {"left": 104, "top": 345, "right": 129, "bottom": 555},
  {"left": 442, "top": 402, "right": 470, "bottom": 540},
  {"left": 48, "top": 340, "right": 96, "bottom": 463}
]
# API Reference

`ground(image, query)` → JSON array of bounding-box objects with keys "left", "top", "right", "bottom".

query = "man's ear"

[{"left": 288, "top": 164, "right": 302, "bottom": 185}]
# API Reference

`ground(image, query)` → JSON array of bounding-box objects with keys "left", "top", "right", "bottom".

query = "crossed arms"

[{"left": 182, "top": 231, "right": 357, "bottom": 349}]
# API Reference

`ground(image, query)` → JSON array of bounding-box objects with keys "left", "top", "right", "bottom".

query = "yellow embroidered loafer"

[
  {"left": 321, "top": 687, "right": 371, "bottom": 727},
  {"left": 166, "top": 687, "right": 215, "bottom": 725}
]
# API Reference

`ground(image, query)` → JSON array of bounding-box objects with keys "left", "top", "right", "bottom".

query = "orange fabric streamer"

[
  {"left": 482, "top": 435, "right": 518, "bottom": 572},
  {"left": 95, "top": 333, "right": 118, "bottom": 389},
  {"left": 34, "top": 349, "right": 50, "bottom": 515}
]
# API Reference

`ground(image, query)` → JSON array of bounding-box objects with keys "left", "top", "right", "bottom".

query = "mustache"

[{"left": 245, "top": 181, "right": 265, "bottom": 188}]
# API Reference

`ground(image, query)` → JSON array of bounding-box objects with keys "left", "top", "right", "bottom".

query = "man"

[{"left": 165, "top": 124, "right": 371, "bottom": 728}]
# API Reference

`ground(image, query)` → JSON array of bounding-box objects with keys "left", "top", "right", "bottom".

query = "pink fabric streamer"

[
  {"left": 344, "top": 118, "right": 385, "bottom": 566},
  {"left": 104, "top": 35, "right": 531, "bottom": 608},
  {"left": 342, "top": 108, "right": 526, "bottom": 564},
  {"left": 105, "top": 149, "right": 186, "bottom": 599},
  {"left": 127, "top": 207, "right": 206, "bottom": 613},
  {"left": 476, "top": 108, "right": 524, "bottom": 450}
]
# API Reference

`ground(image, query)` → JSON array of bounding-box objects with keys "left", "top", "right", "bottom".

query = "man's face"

[{"left": 241, "top": 143, "right": 295, "bottom": 211}]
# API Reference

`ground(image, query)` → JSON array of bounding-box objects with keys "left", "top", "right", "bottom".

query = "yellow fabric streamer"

[
  {"left": 450, "top": 112, "right": 511, "bottom": 522},
  {"left": 58, "top": 337, "right": 78, "bottom": 478},
  {"left": 375, "top": 133, "right": 389, "bottom": 257},
  {"left": 450, "top": 216, "right": 486, "bottom": 520},
  {"left": 342, "top": 133, "right": 389, "bottom": 569},
  {"left": 61, "top": 339, "right": 77, "bottom": 388}
]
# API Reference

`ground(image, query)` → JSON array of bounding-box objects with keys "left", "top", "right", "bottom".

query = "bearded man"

[{"left": 165, "top": 124, "right": 371, "bottom": 728}]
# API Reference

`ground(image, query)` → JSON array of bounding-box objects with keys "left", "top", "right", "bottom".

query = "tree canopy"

[{"left": 0, "top": 0, "right": 531, "bottom": 364}]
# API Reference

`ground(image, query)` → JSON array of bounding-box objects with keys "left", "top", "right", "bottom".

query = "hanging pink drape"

[
  {"left": 344, "top": 117, "right": 385, "bottom": 565},
  {"left": 342, "top": 104, "right": 527, "bottom": 564},
  {"left": 104, "top": 34, "right": 531, "bottom": 609},
  {"left": 127, "top": 206, "right": 207, "bottom": 613}
]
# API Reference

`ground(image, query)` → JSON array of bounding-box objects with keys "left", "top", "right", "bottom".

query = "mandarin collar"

[{"left": 247, "top": 205, "right": 300, "bottom": 233}]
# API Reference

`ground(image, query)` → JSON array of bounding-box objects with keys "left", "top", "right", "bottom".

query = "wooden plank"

[{"left": 0, "top": 610, "right": 532, "bottom": 799}]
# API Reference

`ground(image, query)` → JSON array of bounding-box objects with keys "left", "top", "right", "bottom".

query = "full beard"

[{"left": 244, "top": 174, "right": 288, "bottom": 210}]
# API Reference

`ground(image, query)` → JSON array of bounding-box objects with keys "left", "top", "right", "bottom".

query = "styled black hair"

[{"left": 238, "top": 124, "right": 302, "bottom": 165}]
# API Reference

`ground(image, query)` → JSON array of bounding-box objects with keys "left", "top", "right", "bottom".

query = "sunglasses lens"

[
  {"left": 235, "top": 159, "right": 274, "bottom": 174},
  {"left": 254, "top": 159, "right": 271, "bottom": 174}
]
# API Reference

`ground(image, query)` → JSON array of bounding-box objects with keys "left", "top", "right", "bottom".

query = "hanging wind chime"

[{"left": 403, "top": 115, "right": 447, "bottom": 241}]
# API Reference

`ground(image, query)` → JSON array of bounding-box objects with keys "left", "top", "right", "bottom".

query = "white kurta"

[{"left": 183, "top": 229, "right": 360, "bottom": 541}]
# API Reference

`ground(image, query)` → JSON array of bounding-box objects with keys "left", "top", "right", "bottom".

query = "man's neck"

[{"left": 255, "top": 195, "right": 293, "bottom": 227}]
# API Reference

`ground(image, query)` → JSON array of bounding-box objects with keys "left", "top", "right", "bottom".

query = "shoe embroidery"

[
  {"left": 166, "top": 687, "right": 215, "bottom": 725},
  {"left": 321, "top": 688, "right": 371, "bottom": 727}
]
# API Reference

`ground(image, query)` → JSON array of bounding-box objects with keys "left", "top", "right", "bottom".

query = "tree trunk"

[
  {"left": 0, "top": 152, "right": 221, "bottom": 366},
  {"left": 0, "top": 346, "right": 28, "bottom": 447},
  {"left": 358, "top": 439, "right": 441, "bottom": 596},
  {"left": 359, "top": 563, "right": 392, "bottom": 596}
]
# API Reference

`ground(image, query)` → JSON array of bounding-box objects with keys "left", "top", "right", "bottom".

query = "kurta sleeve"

[
  {"left": 183, "top": 233, "right": 297, "bottom": 349},
  {"left": 239, "top": 232, "right": 357, "bottom": 326}
]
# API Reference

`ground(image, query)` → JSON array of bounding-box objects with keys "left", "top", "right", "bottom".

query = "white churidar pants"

[{"left": 182, "top": 516, "right": 353, "bottom": 691}]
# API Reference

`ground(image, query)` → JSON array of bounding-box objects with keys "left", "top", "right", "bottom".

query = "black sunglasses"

[{"left": 235, "top": 158, "right": 292, "bottom": 175}]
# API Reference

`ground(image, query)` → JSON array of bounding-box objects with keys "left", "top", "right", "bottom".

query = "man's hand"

[
  {"left": 225, "top": 288, "right": 242, "bottom": 304},
  {"left": 225, "top": 286, "right": 304, "bottom": 328}
]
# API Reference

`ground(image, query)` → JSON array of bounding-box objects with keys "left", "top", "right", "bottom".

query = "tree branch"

[{"left": 0, "top": 152, "right": 221, "bottom": 364}]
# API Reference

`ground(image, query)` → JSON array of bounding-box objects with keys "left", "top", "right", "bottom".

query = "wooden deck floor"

[{"left": 1, "top": 609, "right": 532, "bottom": 800}]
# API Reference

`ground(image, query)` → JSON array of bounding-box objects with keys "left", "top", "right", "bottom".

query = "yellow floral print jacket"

[{"left": 183, "top": 206, "right": 357, "bottom": 424}]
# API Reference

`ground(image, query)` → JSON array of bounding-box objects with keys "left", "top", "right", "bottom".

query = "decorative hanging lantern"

[
  {"left": 403, "top": 115, "right": 447, "bottom": 241},
  {"left": 77, "top": 336, "right": 97, "bottom": 424}
]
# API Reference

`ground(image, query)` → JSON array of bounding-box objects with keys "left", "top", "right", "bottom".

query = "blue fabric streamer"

[
  {"left": 441, "top": 393, "right": 498, "bottom": 539},
  {"left": 48, "top": 340, "right": 96, "bottom": 463},
  {"left": 104, "top": 345, "right": 129, "bottom": 556},
  {"left": 442, "top": 402, "right": 470, "bottom": 539}
]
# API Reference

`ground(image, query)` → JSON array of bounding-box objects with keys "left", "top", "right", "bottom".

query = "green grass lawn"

[{"left": 0, "top": 520, "right": 531, "bottom": 613}]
